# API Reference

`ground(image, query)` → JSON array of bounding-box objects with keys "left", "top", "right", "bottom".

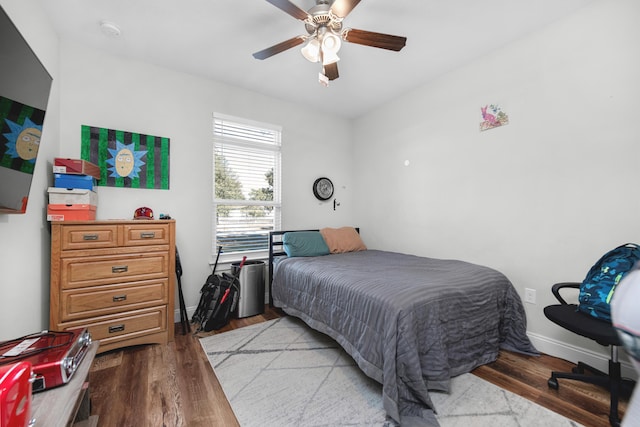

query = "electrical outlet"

[{"left": 524, "top": 288, "right": 536, "bottom": 304}]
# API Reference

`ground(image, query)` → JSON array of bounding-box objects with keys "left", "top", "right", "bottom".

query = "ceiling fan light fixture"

[
  {"left": 322, "top": 32, "right": 341, "bottom": 53},
  {"left": 301, "top": 38, "right": 321, "bottom": 63},
  {"left": 321, "top": 49, "right": 340, "bottom": 66},
  {"left": 320, "top": 31, "right": 341, "bottom": 65}
]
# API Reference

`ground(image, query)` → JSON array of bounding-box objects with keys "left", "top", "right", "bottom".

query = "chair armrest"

[{"left": 551, "top": 282, "right": 581, "bottom": 305}]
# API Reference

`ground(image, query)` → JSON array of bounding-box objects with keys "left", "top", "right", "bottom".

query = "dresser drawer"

[
  {"left": 123, "top": 223, "right": 170, "bottom": 246},
  {"left": 60, "top": 307, "right": 167, "bottom": 348},
  {"left": 60, "top": 279, "right": 168, "bottom": 321},
  {"left": 61, "top": 253, "right": 169, "bottom": 289},
  {"left": 60, "top": 225, "right": 119, "bottom": 250}
]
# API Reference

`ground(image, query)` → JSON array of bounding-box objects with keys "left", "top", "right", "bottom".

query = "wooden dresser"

[{"left": 50, "top": 220, "right": 175, "bottom": 353}]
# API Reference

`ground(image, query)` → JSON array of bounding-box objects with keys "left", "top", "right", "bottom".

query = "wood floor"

[{"left": 87, "top": 307, "right": 631, "bottom": 427}]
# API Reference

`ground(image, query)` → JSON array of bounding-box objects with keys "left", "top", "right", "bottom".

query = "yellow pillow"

[{"left": 320, "top": 227, "right": 367, "bottom": 254}]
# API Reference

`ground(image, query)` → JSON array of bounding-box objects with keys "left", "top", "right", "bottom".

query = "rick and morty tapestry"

[
  {"left": 80, "top": 124, "right": 170, "bottom": 190},
  {"left": 1, "top": 95, "right": 44, "bottom": 175}
]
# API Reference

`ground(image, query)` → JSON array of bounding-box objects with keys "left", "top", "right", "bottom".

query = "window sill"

[{"left": 209, "top": 250, "right": 269, "bottom": 268}]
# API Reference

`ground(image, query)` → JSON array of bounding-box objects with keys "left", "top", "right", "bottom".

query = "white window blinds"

[{"left": 213, "top": 113, "right": 281, "bottom": 256}]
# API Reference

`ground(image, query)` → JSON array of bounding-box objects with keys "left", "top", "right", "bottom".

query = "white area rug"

[{"left": 200, "top": 317, "right": 582, "bottom": 427}]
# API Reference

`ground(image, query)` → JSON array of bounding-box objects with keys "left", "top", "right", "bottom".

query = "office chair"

[{"left": 544, "top": 282, "right": 636, "bottom": 427}]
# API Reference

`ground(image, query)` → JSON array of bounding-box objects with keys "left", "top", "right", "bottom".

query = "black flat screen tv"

[{"left": 0, "top": 5, "right": 53, "bottom": 213}]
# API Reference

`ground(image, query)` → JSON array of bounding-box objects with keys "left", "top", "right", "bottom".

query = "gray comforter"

[{"left": 272, "top": 250, "right": 538, "bottom": 426}]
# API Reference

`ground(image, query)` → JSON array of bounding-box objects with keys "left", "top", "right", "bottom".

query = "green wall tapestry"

[{"left": 81, "top": 125, "right": 170, "bottom": 190}]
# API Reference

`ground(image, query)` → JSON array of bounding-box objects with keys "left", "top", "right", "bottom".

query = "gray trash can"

[{"left": 232, "top": 260, "right": 265, "bottom": 318}]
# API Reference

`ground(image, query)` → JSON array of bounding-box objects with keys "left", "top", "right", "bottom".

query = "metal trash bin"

[{"left": 232, "top": 260, "right": 265, "bottom": 318}]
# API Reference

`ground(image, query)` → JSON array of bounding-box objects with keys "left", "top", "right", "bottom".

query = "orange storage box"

[
  {"left": 53, "top": 158, "right": 101, "bottom": 180},
  {"left": 47, "top": 204, "right": 96, "bottom": 221}
]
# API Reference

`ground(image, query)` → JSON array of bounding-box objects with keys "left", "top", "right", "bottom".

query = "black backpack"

[
  {"left": 192, "top": 272, "right": 239, "bottom": 332},
  {"left": 191, "top": 251, "right": 246, "bottom": 333}
]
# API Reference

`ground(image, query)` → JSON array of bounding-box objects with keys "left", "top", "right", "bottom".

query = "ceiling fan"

[{"left": 253, "top": 0, "right": 407, "bottom": 86}]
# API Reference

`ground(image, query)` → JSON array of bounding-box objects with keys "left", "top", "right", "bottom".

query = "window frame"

[{"left": 212, "top": 113, "right": 282, "bottom": 262}]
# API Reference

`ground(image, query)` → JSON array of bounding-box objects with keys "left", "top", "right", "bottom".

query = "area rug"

[{"left": 200, "top": 317, "right": 582, "bottom": 427}]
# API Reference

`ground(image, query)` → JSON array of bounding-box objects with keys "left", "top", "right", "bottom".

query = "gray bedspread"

[{"left": 272, "top": 249, "right": 538, "bottom": 426}]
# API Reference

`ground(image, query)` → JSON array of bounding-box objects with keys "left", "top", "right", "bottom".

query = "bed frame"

[
  {"left": 267, "top": 228, "right": 359, "bottom": 306},
  {"left": 268, "top": 229, "right": 315, "bottom": 306}
]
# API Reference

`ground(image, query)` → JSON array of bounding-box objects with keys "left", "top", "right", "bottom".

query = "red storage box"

[
  {"left": 53, "top": 158, "right": 101, "bottom": 180},
  {"left": 47, "top": 204, "right": 97, "bottom": 221}
]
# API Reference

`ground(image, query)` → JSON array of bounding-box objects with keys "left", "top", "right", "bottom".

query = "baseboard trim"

[
  {"left": 527, "top": 331, "right": 638, "bottom": 380},
  {"left": 174, "top": 300, "right": 270, "bottom": 326},
  {"left": 174, "top": 305, "right": 197, "bottom": 323}
]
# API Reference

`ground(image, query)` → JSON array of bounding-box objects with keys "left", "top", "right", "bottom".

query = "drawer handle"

[
  {"left": 108, "top": 324, "right": 125, "bottom": 334},
  {"left": 112, "top": 265, "right": 129, "bottom": 273},
  {"left": 112, "top": 294, "right": 127, "bottom": 302},
  {"left": 82, "top": 234, "right": 99, "bottom": 241},
  {"left": 140, "top": 232, "right": 156, "bottom": 239}
]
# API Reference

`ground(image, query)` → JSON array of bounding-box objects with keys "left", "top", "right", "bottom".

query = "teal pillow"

[{"left": 283, "top": 231, "right": 330, "bottom": 257}]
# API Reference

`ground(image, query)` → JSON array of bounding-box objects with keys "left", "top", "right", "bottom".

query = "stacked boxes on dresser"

[{"left": 47, "top": 158, "right": 100, "bottom": 221}]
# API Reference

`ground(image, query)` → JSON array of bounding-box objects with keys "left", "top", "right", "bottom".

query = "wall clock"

[{"left": 313, "top": 177, "right": 334, "bottom": 201}]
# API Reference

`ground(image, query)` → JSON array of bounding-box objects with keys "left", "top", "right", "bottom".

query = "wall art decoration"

[
  {"left": 81, "top": 125, "right": 170, "bottom": 189},
  {"left": 0, "top": 95, "right": 45, "bottom": 174},
  {"left": 480, "top": 104, "right": 509, "bottom": 132}
]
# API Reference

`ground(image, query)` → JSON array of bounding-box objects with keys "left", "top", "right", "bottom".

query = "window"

[{"left": 213, "top": 113, "right": 281, "bottom": 258}]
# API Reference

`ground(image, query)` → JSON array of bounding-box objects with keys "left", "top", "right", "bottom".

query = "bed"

[{"left": 268, "top": 227, "right": 538, "bottom": 427}]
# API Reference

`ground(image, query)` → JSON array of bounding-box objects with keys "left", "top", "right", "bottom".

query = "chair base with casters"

[{"left": 544, "top": 283, "right": 636, "bottom": 427}]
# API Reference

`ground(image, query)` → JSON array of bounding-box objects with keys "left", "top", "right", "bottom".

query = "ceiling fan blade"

[
  {"left": 343, "top": 28, "right": 407, "bottom": 51},
  {"left": 324, "top": 62, "right": 339, "bottom": 81},
  {"left": 264, "top": 0, "right": 309, "bottom": 21},
  {"left": 253, "top": 36, "right": 305, "bottom": 60},
  {"left": 330, "top": 0, "right": 361, "bottom": 18}
]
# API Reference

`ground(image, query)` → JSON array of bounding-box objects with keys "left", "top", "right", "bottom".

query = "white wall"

[
  {"left": 0, "top": 0, "right": 60, "bottom": 340},
  {"left": 56, "top": 40, "right": 354, "bottom": 316},
  {"left": 353, "top": 0, "right": 640, "bottom": 374}
]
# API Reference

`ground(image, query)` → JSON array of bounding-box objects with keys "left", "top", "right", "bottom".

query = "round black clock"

[{"left": 313, "top": 177, "right": 334, "bottom": 201}]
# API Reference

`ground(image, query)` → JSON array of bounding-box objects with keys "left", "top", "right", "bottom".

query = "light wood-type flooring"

[{"left": 87, "top": 306, "right": 631, "bottom": 427}]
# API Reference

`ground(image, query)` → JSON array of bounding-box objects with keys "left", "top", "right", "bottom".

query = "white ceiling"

[{"left": 35, "top": 0, "right": 594, "bottom": 119}]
